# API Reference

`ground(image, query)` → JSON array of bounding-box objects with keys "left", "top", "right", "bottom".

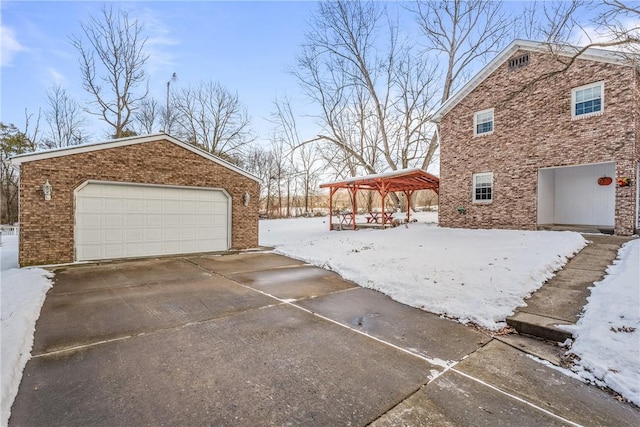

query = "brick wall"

[
  {"left": 19, "top": 138, "right": 260, "bottom": 266},
  {"left": 439, "top": 50, "right": 639, "bottom": 235}
]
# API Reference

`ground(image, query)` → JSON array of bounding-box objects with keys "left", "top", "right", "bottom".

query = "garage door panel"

[
  {"left": 80, "top": 245, "right": 102, "bottom": 260},
  {"left": 181, "top": 227, "right": 197, "bottom": 239},
  {"left": 126, "top": 214, "right": 145, "bottom": 227},
  {"left": 125, "top": 199, "right": 144, "bottom": 212},
  {"left": 104, "top": 214, "right": 123, "bottom": 227},
  {"left": 104, "top": 229, "right": 123, "bottom": 243},
  {"left": 78, "top": 197, "right": 103, "bottom": 212},
  {"left": 104, "top": 243, "right": 124, "bottom": 258},
  {"left": 145, "top": 228, "right": 163, "bottom": 241},
  {"left": 165, "top": 228, "right": 180, "bottom": 240},
  {"left": 145, "top": 199, "right": 163, "bottom": 211},
  {"left": 163, "top": 200, "right": 180, "bottom": 213},
  {"left": 125, "top": 228, "right": 144, "bottom": 241},
  {"left": 78, "top": 230, "right": 101, "bottom": 244},
  {"left": 124, "top": 242, "right": 144, "bottom": 255},
  {"left": 76, "top": 183, "right": 229, "bottom": 261},
  {"left": 104, "top": 200, "right": 123, "bottom": 212},
  {"left": 77, "top": 213, "right": 102, "bottom": 228},
  {"left": 182, "top": 214, "right": 197, "bottom": 226}
]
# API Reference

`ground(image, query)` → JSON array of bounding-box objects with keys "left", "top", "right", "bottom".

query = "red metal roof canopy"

[
  {"left": 319, "top": 168, "right": 439, "bottom": 230},
  {"left": 319, "top": 168, "right": 439, "bottom": 193}
]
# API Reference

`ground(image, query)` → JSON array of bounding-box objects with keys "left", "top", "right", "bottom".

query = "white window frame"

[
  {"left": 472, "top": 172, "right": 493, "bottom": 204},
  {"left": 473, "top": 108, "right": 494, "bottom": 136},
  {"left": 571, "top": 81, "right": 604, "bottom": 119}
]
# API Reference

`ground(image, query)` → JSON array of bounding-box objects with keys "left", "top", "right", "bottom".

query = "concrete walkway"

[{"left": 507, "top": 234, "right": 636, "bottom": 343}]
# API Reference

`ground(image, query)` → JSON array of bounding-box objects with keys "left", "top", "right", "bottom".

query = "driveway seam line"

[
  {"left": 450, "top": 368, "right": 583, "bottom": 427},
  {"left": 290, "top": 299, "right": 583, "bottom": 426},
  {"left": 32, "top": 303, "right": 284, "bottom": 358},
  {"left": 213, "top": 265, "right": 587, "bottom": 427}
]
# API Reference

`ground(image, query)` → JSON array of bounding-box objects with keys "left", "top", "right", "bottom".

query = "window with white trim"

[
  {"left": 473, "top": 172, "right": 493, "bottom": 203},
  {"left": 572, "top": 82, "right": 604, "bottom": 119},
  {"left": 474, "top": 108, "right": 494, "bottom": 136}
]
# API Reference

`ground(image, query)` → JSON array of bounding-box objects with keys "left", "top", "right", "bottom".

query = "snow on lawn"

[
  {"left": 563, "top": 239, "right": 640, "bottom": 407},
  {"left": 1, "top": 236, "right": 53, "bottom": 427},
  {"left": 260, "top": 213, "right": 586, "bottom": 331}
]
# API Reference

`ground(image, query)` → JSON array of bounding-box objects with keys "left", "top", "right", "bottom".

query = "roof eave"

[{"left": 10, "top": 133, "right": 261, "bottom": 183}]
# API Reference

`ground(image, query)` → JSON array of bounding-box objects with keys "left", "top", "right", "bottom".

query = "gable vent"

[{"left": 508, "top": 53, "right": 529, "bottom": 70}]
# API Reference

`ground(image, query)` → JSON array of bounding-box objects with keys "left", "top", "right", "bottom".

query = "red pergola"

[{"left": 319, "top": 168, "right": 440, "bottom": 230}]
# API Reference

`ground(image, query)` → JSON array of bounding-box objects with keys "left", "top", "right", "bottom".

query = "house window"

[
  {"left": 572, "top": 81, "right": 604, "bottom": 119},
  {"left": 474, "top": 109, "right": 494, "bottom": 136},
  {"left": 473, "top": 172, "right": 493, "bottom": 203}
]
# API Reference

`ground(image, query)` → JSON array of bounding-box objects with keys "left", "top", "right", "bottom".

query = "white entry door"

[{"left": 75, "top": 182, "right": 230, "bottom": 261}]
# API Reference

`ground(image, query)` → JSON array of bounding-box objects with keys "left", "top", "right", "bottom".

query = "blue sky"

[
  {"left": 1, "top": 1, "right": 320, "bottom": 143},
  {"left": 1, "top": 1, "right": 621, "bottom": 147}
]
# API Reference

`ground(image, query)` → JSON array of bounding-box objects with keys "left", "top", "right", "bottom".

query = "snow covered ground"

[
  {"left": 1, "top": 236, "right": 52, "bottom": 427},
  {"left": 260, "top": 212, "right": 586, "bottom": 330},
  {"left": 260, "top": 213, "right": 639, "bottom": 406}
]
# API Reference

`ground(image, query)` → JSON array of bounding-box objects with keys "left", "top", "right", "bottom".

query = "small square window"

[
  {"left": 572, "top": 82, "right": 604, "bottom": 119},
  {"left": 474, "top": 109, "right": 494, "bottom": 136},
  {"left": 473, "top": 172, "right": 493, "bottom": 203}
]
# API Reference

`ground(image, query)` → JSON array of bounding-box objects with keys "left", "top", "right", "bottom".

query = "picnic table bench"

[
  {"left": 338, "top": 211, "right": 354, "bottom": 225},
  {"left": 365, "top": 211, "right": 394, "bottom": 224}
]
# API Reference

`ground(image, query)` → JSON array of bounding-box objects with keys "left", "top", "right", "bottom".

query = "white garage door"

[{"left": 75, "top": 182, "right": 230, "bottom": 261}]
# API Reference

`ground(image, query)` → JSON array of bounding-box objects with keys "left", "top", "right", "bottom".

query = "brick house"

[
  {"left": 11, "top": 133, "right": 260, "bottom": 266},
  {"left": 433, "top": 39, "right": 639, "bottom": 236}
]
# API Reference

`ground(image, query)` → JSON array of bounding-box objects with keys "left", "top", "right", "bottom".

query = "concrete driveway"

[{"left": 10, "top": 253, "right": 639, "bottom": 426}]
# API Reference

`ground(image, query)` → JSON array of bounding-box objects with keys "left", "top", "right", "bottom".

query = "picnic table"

[
  {"left": 366, "top": 211, "right": 394, "bottom": 224},
  {"left": 338, "top": 211, "right": 354, "bottom": 225}
]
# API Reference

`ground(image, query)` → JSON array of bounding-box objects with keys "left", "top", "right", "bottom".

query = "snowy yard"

[
  {"left": 0, "top": 215, "right": 638, "bottom": 424},
  {"left": 260, "top": 213, "right": 639, "bottom": 406},
  {"left": 1, "top": 236, "right": 52, "bottom": 426}
]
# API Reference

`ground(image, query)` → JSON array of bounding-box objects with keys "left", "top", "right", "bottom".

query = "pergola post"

[
  {"left": 349, "top": 185, "right": 358, "bottom": 230},
  {"left": 328, "top": 186, "right": 338, "bottom": 231},
  {"left": 404, "top": 190, "right": 415, "bottom": 222},
  {"left": 380, "top": 181, "right": 390, "bottom": 229}
]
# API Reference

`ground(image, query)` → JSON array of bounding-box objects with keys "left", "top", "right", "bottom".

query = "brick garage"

[
  {"left": 434, "top": 40, "right": 639, "bottom": 236},
  {"left": 12, "top": 134, "right": 260, "bottom": 266}
]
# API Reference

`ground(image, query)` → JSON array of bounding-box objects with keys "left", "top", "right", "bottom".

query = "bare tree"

[
  {"left": 594, "top": 1, "right": 639, "bottom": 54},
  {"left": 173, "top": 80, "right": 255, "bottom": 160},
  {"left": 1, "top": 123, "right": 36, "bottom": 223},
  {"left": 134, "top": 97, "right": 161, "bottom": 134},
  {"left": 520, "top": 1, "right": 584, "bottom": 46},
  {"left": 413, "top": 0, "right": 511, "bottom": 103},
  {"left": 42, "top": 85, "right": 87, "bottom": 149},
  {"left": 243, "top": 145, "right": 275, "bottom": 215},
  {"left": 270, "top": 96, "right": 323, "bottom": 214},
  {"left": 294, "top": 0, "right": 440, "bottom": 186},
  {"left": 70, "top": 5, "right": 149, "bottom": 138},
  {"left": 411, "top": 0, "right": 511, "bottom": 171}
]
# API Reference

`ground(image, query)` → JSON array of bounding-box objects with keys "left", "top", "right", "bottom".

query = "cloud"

[
  {"left": 572, "top": 16, "right": 640, "bottom": 50},
  {"left": 134, "top": 6, "right": 180, "bottom": 75},
  {"left": 1, "top": 25, "right": 26, "bottom": 67},
  {"left": 47, "top": 67, "right": 66, "bottom": 86}
]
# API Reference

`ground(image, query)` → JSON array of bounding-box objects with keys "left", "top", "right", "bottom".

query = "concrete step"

[{"left": 506, "top": 312, "right": 573, "bottom": 343}]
